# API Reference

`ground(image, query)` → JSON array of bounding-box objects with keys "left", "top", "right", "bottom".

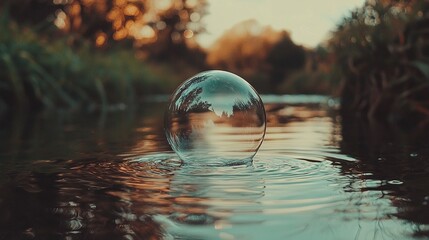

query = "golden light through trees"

[
  {"left": 4, "top": 0, "right": 313, "bottom": 94},
  {"left": 207, "top": 19, "right": 306, "bottom": 91},
  {"left": 207, "top": 20, "right": 283, "bottom": 75},
  {"left": 14, "top": 0, "right": 207, "bottom": 48}
]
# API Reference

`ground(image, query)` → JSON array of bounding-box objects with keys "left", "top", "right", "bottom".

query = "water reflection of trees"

[
  {"left": 0, "top": 157, "right": 169, "bottom": 239},
  {"left": 0, "top": 153, "right": 266, "bottom": 239},
  {"left": 170, "top": 73, "right": 264, "bottom": 122},
  {"left": 339, "top": 115, "right": 429, "bottom": 237},
  {"left": 0, "top": 103, "right": 176, "bottom": 238},
  {"left": 172, "top": 74, "right": 209, "bottom": 114}
]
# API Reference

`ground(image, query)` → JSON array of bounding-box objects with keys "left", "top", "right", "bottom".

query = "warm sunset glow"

[
  {"left": 179, "top": 9, "right": 189, "bottom": 21},
  {"left": 95, "top": 32, "right": 107, "bottom": 46},
  {"left": 155, "top": 21, "right": 167, "bottom": 30},
  {"left": 137, "top": 25, "right": 156, "bottom": 39},
  {"left": 206, "top": 19, "right": 284, "bottom": 74},
  {"left": 171, "top": 31, "right": 181, "bottom": 42},
  {"left": 197, "top": 0, "right": 365, "bottom": 48},
  {"left": 107, "top": 8, "right": 120, "bottom": 21},
  {"left": 190, "top": 12, "right": 200, "bottom": 22},
  {"left": 114, "top": 0, "right": 127, "bottom": 6},
  {"left": 113, "top": 28, "right": 128, "bottom": 40},
  {"left": 186, "top": 0, "right": 199, "bottom": 8},
  {"left": 69, "top": 2, "right": 81, "bottom": 15},
  {"left": 39, "top": 1, "right": 372, "bottom": 50},
  {"left": 112, "top": 18, "right": 123, "bottom": 30},
  {"left": 54, "top": 10, "right": 67, "bottom": 29},
  {"left": 124, "top": 4, "right": 140, "bottom": 16},
  {"left": 53, "top": 0, "right": 72, "bottom": 5},
  {"left": 47, "top": 0, "right": 206, "bottom": 47},
  {"left": 183, "top": 29, "right": 194, "bottom": 39},
  {"left": 152, "top": 0, "right": 172, "bottom": 11}
]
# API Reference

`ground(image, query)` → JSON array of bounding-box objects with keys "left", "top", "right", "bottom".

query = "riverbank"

[{"left": 0, "top": 17, "right": 204, "bottom": 114}]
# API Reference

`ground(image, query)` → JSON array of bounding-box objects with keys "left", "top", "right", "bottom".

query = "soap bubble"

[{"left": 164, "top": 70, "right": 266, "bottom": 166}]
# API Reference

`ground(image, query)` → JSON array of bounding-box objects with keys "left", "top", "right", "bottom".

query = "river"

[{"left": 1, "top": 95, "right": 429, "bottom": 240}]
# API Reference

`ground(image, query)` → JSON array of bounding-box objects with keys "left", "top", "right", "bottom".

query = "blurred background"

[
  {"left": 1, "top": 0, "right": 429, "bottom": 126},
  {"left": 2, "top": 2, "right": 429, "bottom": 239}
]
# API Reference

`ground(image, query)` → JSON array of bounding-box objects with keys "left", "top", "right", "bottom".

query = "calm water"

[{"left": 1, "top": 95, "right": 429, "bottom": 240}]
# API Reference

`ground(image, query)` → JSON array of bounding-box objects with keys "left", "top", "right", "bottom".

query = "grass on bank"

[
  {"left": 330, "top": 0, "right": 429, "bottom": 127},
  {"left": 0, "top": 13, "right": 184, "bottom": 114}
]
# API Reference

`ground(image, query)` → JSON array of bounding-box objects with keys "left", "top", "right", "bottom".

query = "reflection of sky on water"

[
  {"left": 1, "top": 96, "right": 429, "bottom": 239},
  {"left": 263, "top": 105, "right": 337, "bottom": 151}
]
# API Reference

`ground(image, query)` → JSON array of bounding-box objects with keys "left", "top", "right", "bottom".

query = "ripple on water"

[
  {"left": 117, "top": 147, "right": 412, "bottom": 240},
  {"left": 125, "top": 152, "right": 349, "bottom": 219},
  {"left": 2, "top": 99, "right": 425, "bottom": 240},
  {"left": 10, "top": 143, "right": 410, "bottom": 239}
]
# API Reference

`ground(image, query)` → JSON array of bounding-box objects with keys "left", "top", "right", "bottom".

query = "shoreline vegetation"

[
  {"left": 0, "top": 0, "right": 335, "bottom": 116},
  {"left": 330, "top": 0, "right": 429, "bottom": 128},
  {"left": 0, "top": 11, "right": 202, "bottom": 114},
  {"left": 1, "top": 0, "right": 429, "bottom": 129},
  {"left": 0, "top": 0, "right": 210, "bottom": 114}
]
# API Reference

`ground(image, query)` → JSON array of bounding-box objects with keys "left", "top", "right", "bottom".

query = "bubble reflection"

[
  {"left": 0, "top": 100, "right": 427, "bottom": 239},
  {"left": 164, "top": 70, "right": 266, "bottom": 166}
]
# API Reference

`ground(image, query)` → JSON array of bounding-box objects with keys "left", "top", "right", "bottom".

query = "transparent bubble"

[{"left": 164, "top": 70, "right": 266, "bottom": 166}]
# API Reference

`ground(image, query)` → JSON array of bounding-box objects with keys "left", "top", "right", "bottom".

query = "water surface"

[{"left": 1, "top": 95, "right": 429, "bottom": 240}]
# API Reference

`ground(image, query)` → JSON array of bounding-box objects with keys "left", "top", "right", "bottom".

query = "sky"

[{"left": 196, "top": 0, "right": 366, "bottom": 48}]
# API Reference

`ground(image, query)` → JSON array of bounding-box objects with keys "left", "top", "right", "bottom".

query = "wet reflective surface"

[{"left": 1, "top": 96, "right": 429, "bottom": 240}]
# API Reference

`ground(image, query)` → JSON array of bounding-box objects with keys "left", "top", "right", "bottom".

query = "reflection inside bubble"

[{"left": 164, "top": 70, "right": 266, "bottom": 166}]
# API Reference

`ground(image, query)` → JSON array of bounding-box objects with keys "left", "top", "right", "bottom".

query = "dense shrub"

[{"left": 330, "top": 0, "right": 429, "bottom": 126}]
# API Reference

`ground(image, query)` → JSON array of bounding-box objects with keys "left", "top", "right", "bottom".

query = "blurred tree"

[
  {"left": 329, "top": 0, "right": 429, "bottom": 126},
  {"left": 2, "top": 0, "right": 207, "bottom": 61},
  {"left": 207, "top": 20, "right": 278, "bottom": 75},
  {"left": 138, "top": 0, "right": 207, "bottom": 64},
  {"left": 266, "top": 32, "right": 306, "bottom": 90},
  {"left": 207, "top": 20, "right": 305, "bottom": 92}
]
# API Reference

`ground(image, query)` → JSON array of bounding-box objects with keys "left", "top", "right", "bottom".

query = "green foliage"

[
  {"left": 4, "top": 0, "right": 208, "bottom": 59},
  {"left": 278, "top": 68, "right": 341, "bottom": 95},
  {"left": 0, "top": 15, "right": 172, "bottom": 113},
  {"left": 330, "top": 0, "right": 429, "bottom": 126}
]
